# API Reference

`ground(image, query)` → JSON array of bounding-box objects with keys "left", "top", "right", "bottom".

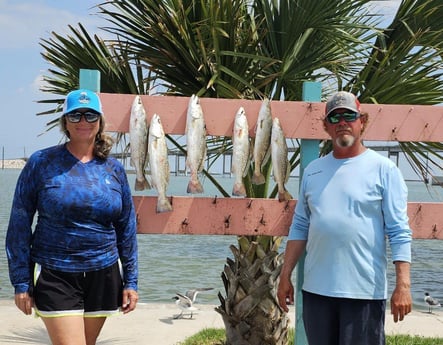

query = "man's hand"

[
  {"left": 277, "top": 278, "right": 294, "bottom": 313},
  {"left": 277, "top": 240, "right": 306, "bottom": 313},
  {"left": 390, "top": 286, "right": 412, "bottom": 322},
  {"left": 391, "top": 261, "right": 412, "bottom": 322}
]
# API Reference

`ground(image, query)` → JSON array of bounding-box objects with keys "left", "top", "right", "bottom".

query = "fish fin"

[
  {"left": 285, "top": 162, "right": 291, "bottom": 183},
  {"left": 200, "top": 144, "right": 208, "bottom": 172},
  {"left": 143, "top": 154, "right": 150, "bottom": 170},
  {"left": 242, "top": 146, "right": 252, "bottom": 178},
  {"left": 250, "top": 138, "right": 256, "bottom": 161},
  {"left": 241, "top": 162, "right": 250, "bottom": 178},
  {"left": 261, "top": 146, "right": 271, "bottom": 168}
]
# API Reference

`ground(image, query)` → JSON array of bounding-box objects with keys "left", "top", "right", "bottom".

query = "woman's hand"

[
  {"left": 121, "top": 289, "right": 138, "bottom": 314},
  {"left": 15, "top": 292, "right": 33, "bottom": 315}
]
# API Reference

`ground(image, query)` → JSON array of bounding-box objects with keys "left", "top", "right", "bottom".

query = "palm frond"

[
  {"left": 99, "top": 0, "right": 265, "bottom": 98},
  {"left": 39, "top": 23, "right": 142, "bottom": 115}
]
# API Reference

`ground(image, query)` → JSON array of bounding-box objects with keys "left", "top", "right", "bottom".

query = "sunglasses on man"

[{"left": 326, "top": 112, "right": 360, "bottom": 124}]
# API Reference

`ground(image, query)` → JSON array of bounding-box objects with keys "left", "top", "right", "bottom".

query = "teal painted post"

[
  {"left": 295, "top": 81, "right": 321, "bottom": 345},
  {"left": 79, "top": 69, "right": 101, "bottom": 92}
]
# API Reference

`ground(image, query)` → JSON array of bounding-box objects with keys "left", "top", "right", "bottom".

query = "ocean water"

[{"left": 0, "top": 168, "right": 442, "bottom": 312}]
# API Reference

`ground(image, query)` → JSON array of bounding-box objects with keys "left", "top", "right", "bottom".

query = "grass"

[{"left": 179, "top": 328, "right": 443, "bottom": 345}]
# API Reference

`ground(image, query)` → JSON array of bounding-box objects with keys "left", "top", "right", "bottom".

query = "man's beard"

[{"left": 335, "top": 134, "right": 355, "bottom": 148}]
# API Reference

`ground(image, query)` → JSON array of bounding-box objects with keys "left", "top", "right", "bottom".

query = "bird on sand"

[
  {"left": 172, "top": 288, "right": 214, "bottom": 319},
  {"left": 424, "top": 292, "right": 441, "bottom": 313}
]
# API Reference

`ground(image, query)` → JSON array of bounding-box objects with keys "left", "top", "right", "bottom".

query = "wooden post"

[
  {"left": 79, "top": 69, "right": 101, "bottom": 92},
  {"left": 295, "top": 82, "right": 321, "bottom": 345}
]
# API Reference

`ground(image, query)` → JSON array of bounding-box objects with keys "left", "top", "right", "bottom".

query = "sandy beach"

[
  {"left": 0, "top": 159, "right": 26, "bottom": 169},
  {"left": 0, "top": 300, "right": 442, "bottom": 344}
]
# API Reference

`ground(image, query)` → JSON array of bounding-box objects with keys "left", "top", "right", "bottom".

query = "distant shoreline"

[{"left": 1, "top": 159, "right": 26, "bottom": 169}]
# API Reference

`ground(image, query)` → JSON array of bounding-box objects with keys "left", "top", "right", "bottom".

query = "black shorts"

[
  {"left": 302, "top": 290, "right": 386, "bottom": 345},
  {"left": 33, "top": 261, "right": 123, "bottom": 318}
]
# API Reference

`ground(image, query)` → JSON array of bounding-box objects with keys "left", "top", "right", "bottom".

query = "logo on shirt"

[{"left": 307, "top": 169, "right": 322, "bottom": 177}]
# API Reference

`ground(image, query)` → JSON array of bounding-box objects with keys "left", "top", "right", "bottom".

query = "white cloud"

[{"left": 31, "top": 73, "right": 46, "bottom": 94}]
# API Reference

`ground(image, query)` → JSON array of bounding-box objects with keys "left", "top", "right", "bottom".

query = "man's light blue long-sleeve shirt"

[{"left": 288, "top": 149, "right": 411, "bottom": 299}]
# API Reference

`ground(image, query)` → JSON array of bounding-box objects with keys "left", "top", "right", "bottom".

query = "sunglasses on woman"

[
  {"left": 65, "top": 111, "right": 101, "bottom": 123},
  {"left": 326, "top": 112, "right": 360, "bottom": 124}
]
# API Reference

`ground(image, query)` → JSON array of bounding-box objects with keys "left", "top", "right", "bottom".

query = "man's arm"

[{"left": 277, "top": 240, "right": 307, "bottom": 312}]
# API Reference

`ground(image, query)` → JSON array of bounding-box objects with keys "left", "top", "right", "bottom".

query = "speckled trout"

[
  {"left": 231, "top": 107, "right": 250, "bottom": 196},
  {"left": 271, "top": 117, "right": 292, "bottom": 202},
  {"left": 129, "top": 95, "right": 151, "bottom": 191},
  {"left": 252, "top": 98, "right": 272, "bottom": 185},
  {"left": 185, "top": 95, "right": 207, "bottom": 194},
  {"left": 148, "top": 113, "right": 172, "bottom": 213}
]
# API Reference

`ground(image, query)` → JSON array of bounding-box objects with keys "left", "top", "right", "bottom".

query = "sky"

[
  {"left": 0, "top": 0, "right": 401, "bottom": 159},
  {"left": 0, "top": 0, "right": 105, "bottom": 159}
]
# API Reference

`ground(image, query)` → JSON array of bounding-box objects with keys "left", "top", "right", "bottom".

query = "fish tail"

[
  {"left": 251, "top": 172, "right": 266, "bottom": 185},
  {"left": 135, "top": 176, "right": 151, "bottom": 191},
  {"left": 278, "top": 190, "right": 292, "bottom": 202},
  {"left": 232, "top": 182, "right": 246, "bottom": 197},
  {"left": 187, "top": 178, "right": 204, "bottom": 194},
  {"left": 157, "top": 196, "right": 173, "bottom": 213}
]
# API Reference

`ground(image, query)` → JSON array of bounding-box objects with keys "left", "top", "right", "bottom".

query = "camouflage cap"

[{"left": 325, "top": 91, "right": 360, "bottom": 117}]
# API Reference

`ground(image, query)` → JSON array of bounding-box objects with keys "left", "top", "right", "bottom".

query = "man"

[{"left": 277, "top": 91, "right": 412, "bottom": 345}]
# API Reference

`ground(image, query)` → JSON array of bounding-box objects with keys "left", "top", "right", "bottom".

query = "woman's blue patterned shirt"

[{"left": 6, "top": 144, "right": 138, "bottom": 294}]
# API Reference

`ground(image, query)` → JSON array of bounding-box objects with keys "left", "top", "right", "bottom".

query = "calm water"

[{"left": 0, "top": 168, "right": 442, "bottom": 312}]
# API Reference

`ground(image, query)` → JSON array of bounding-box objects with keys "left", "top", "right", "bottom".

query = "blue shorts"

[
  {"left": 33, "top": 261, "right": 123, "bottom": 318},
  {"left": 302, "top": 290, "right": 386, "bottom": 345}
]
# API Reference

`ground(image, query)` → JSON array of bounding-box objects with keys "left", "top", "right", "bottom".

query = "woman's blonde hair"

[{"left": 60, "top": 115, "right": 114, "bottom": 159}]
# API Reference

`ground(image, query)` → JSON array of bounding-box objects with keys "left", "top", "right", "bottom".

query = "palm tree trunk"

[{"left": 216, "top": 236, "right": 290, "bottom": 345}]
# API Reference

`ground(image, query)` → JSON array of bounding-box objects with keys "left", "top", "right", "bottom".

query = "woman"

[{"left": 5, "top": 89, "right": 139, "bottom": 345}]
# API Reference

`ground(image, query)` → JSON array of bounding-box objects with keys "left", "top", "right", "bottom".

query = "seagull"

[
  {"left": 172, "top": 288, "right": 214, "bottom": 319},
  {"left": 424, "top": 292, "right": 441, "bottom": 313}
]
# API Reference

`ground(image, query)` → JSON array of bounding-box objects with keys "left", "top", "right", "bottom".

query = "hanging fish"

[
  {"left": 271, "top": 117, "right": 292, "bottom": 202},
  {"left": 231, "top": 107, "right": 250, "bottom": 196},
  {"left": 129, "top": 95, "right": 151, "bottom": 191},
  {"left": 185, "top": 95, "right": 207, "bottom": 194},
  {"left": 148, "top": 113, "right": 172, "bottom": 213},
  {"left": 252, "top": 98, "right": 272, "bottom": 185}
]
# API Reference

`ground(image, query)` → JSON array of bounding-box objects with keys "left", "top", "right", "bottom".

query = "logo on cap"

[
  {"left": 78, "top": 92, "right": 91, "bottom": 105},
  {"left": 331, "top": 94, "right": 348, "bottom": 107}
]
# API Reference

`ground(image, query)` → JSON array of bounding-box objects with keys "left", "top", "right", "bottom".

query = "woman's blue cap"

[{"left": 62, "top": 89, "right": 103, "bottom": 115}]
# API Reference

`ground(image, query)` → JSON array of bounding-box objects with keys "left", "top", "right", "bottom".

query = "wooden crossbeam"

[
  {"left": 100, "top": 92, "right": 443, "bottom": 142},
  {"left": 134, "top": 196, "right": 443, "bottom": 239},
  {"left": 96, "top": 92, "right": 443, "bottom": 238}
]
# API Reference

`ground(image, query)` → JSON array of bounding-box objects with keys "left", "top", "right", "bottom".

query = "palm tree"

[
  {"left": 349, "top": 0, "right": 443, "bottom": 182},
  {"left": 37, "top": 0, "right": 443, "bottom": 343}
]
